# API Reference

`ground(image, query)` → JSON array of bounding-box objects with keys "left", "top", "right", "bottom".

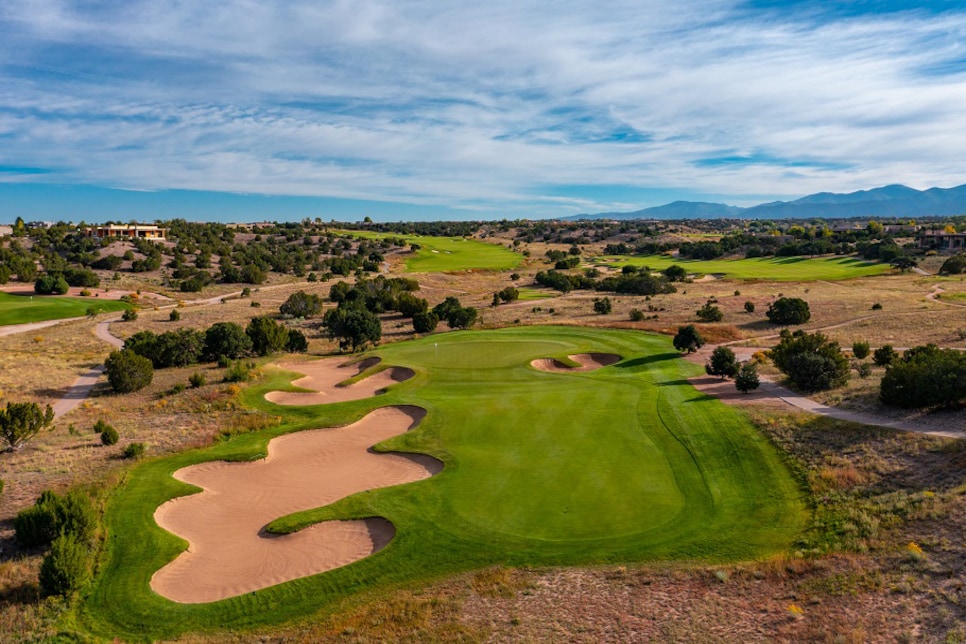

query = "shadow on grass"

[{"left": 613, "top": 353, "right": 679, "bottom": 369}]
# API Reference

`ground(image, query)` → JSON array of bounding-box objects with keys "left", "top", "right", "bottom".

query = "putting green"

[
  {"left": 0, "top": 291, "right": 130, "bottom": 326},
  {"left": 596, "top": 254, "right": 889, "bottom": 281},
  {"left": 78, "top": 326, "right": 806, "bottom": 639},
  {"left": 347, "top": 230, "right": 522, "bottom": 272}
]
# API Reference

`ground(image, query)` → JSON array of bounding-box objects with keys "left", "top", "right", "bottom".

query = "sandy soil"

[
  {"left": 151, "top": 405, "right": 441, "bottom": 603},
  {"left": 530, "top": 353, "right": 621, "bottom": 373},
  {"left": 265, "top": 356, "right": 415, "bottom": 406}
]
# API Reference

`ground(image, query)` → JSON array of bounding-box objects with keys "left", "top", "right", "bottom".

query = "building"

[
  {"left": 86, "top": 224, "right": 166, "bottom": 242},
  {"left": 917, "top": 232, "right": 966, "bottom": 252}
]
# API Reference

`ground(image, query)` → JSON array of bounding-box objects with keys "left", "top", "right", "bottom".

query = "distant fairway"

[
  {"left": 81, "top": 326, "right": 805, "bottom": 639},
  {"left": 0, "top": 291, "right": 129, "bottom": 326},
  {"left": 596, "top": 254, "right": 889, "bottom": 281},
  {"left": 348, "top": 230, "right": 522, "bottom": 272}
]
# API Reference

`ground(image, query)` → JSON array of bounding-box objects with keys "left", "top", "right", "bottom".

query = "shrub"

[
  {"left": 188, "top": 372, "right": 206, "bottom": 388},
  {"left": 673, "top": 325, "right": 705, "bottom": 354},
  {"left": 123, "top": 442, "right": 146, "bottom": 459},
  {"left": 766, "top": 297, "right": 810, "bottom": 325},
  {"left": 734, "top": 362, "right": 760, "bottom": 393},
  {"left": 663, "top": 264, "right": 687, "bottom": 282},
  {"left": 744, "top": 301, "right": 755, "bottom": 313},
  {"left": 871, "top": 302, "right": 883, "bottom": 310},
  {"left": 224, "top": 360, "right": 254, "bottom": 383},
  {"left": 880, "top": 345, "right": 966, "bottom": 408},
  {"left": 105, "top": 350, "right": 154, "bottom": 393},
  {"left": 121, "top": 309, "right": 138, "bottom": 322},
  {"left": 15, "top": 489, "right": 97, "bottom": 548},
  {"left": 286, "top": 329, "right": 309, "bottom": 353},
  {"left": 496, "top": 287, "right": 519, "bottom": 303},
  {"left": 768, "top": 329, "right": 849, "bottom": 392},
  {"left": 34, "top": 274, "right": 70, "bottom": 295},
  {"left": 629, "top": 309, "right": 645, "bottom": 322},
  {"left": 39, "top": 534, "right": 91, "bottom": 597},
  {"left": 705, "top": 346, "right": 739, "bottom": 379},
  {"left": 246, "top": 316, "right": 290, "bottom": 356},
  {"left": 857, "top": 362, "right": 873, "bottom": 378},
  {"left": 939, "top": 254, "right": 966, "bottom": 275},
  {"left": 0, "top": 401, "right": 54, "bottom": 451},
  {"left": 217, "top": 354, "right": 232, "bottom": 368},
  {"left": 413, "top": 310, "right": 439, "bottom": 333},
  {"left": 696, "top": 301, "right": 723, "bottom": 322},
  {"left": 204, "top": 322, "right": 252, "bottom": 361},
  {"left": 873, "top": 345, "right": 898, "bottom": 367},
  {"left": 852, "top": 341, "right": 870, "bottom": 360},
  {"left": 100, "top": 424, "right": 119, "bottom": 446},
  {"left": 169, "top": 309, "right": 180, "bottom": 322},
  {"left": 279, "top": 291, "right": 323, "bottom": 318},
  {"left": 593, "top": 297, "right": 612, "bottom": 315}
]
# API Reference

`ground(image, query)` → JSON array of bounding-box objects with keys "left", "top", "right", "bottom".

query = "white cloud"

[{"left": 1, "top": 1, "right": 965, "bottom": 216}]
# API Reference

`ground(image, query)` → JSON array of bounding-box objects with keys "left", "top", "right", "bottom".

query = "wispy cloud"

[{"left": 1, "top": 1, "right": 965, "bottom": 218}]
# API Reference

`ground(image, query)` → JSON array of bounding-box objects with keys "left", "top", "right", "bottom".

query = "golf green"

[
  {"left": 78, "top": 326, "right": 806, "bottom": 639},
  {"left": 0, "top": 291, "right": 130, "bottom": 326},
  {"left": 347, "top": 230, "right": 522, "bottom": 272},
  {"left": 596, "top": 254, "right": 889, "bottom": 281}
]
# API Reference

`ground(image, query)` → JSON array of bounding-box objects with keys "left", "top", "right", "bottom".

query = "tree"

[
  {"left": 39, "top": 533, "right": 91, "bottom": 597},
  {"left": 246, "top": 316, "right": 290, "bottom": 356},
  {"left": 873, "top": 344, "right": 898, "bottom": 367},
  {"left": 744, "top": 301, "right": 755, "bottom": 313},
  {"left": 279, "top": 291, "right": 323, "bottom": 318},
  {"left": 593, "top": 297, "right": 612, "bottom": 315},
  {"left": 286, "top": 329, "right": 308, "bottom": 353},
  {"left": 322, "top": 305, "right": 382, "bottom": 351},
  {"left": 152, "top": 329, "right": 205, "bottom": 367},
  {"left": 0, "top": 401, "right": 54, "bottom": 450},
  {"left": 446, "top": 305, "right": 478, "bottom": 329},
  {"left": 768, "top": 329, "right": 849, "bottom": 392},
  {"left": 890, "top": 256, "right": 917, "bottom": 272},
  {"left": 852, "top": 341, "right": 870, "bottom": 360},
  {"left": 104, "top": 350, "right": 154, "bottom": 393},
  {"left": 412, "top": 310, "right": 439, "bottom": 333},
  {"left": 766, "top": 297, "right": 810, "bottom": 325},
  {"left": 241, "top": 263, "right": 267, "bottom": 284},
  {"left": 203, "top": 322, "right": 252, "bottom": 361},
  {"left": 673, "top": 325, "right": 705, "bottom": 354},
  {"left": 880, "top": 345, "right": 966, "bottom": 408},
  {"left": 696, "top": 301, "right": 723, "bottom": 322},
  {"left": 734, "top": 362, "right": 760, "bottom": 393},
  {"left": 705, "top": 346, "right": 739, "bottom": 379},
  {"left": 34, "top": 274, "right": 70, "bottom": 295},
  {"left": 663, "top": 264, "right": 687, "bottom": 282}
]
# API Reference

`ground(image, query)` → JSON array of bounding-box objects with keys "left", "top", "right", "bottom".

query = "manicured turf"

[
  {"left": 0, "top": 291, "right": 130, "bottom": 326},
  {"left": 595, "top": 254, "right": 889, "bottom": 281},
  {"left": 347, "top": 230, "right": 522, "bottom": 272},
  {"left": 77, "top": 326, "right": 806, "bottom": 640},
  {"left": 516, "top": 287, "right": 557, "bottom": 301}
]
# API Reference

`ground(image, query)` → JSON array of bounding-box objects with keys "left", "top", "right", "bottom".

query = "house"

[
  {"left": 86, "top": 224, "right": 166, "bottom": 242},
  {"left": 917, "top": 232, "right": 966, "bottom": 252}
]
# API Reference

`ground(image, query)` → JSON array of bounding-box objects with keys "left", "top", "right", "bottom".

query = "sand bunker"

[
  {"left": 530, "top": 353, "right": 621, "bottom": 373},
  {"left": 151, "top": 406, "right": 441, "bottom": 603},
  {"left": 265, "top": 356, "right": 414, "bottom": 406}
]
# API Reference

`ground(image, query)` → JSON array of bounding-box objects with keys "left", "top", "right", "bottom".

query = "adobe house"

[
  {"left": 917, "top": 232, "right": 966, "bottom": 252},
  {"left": 86, "top": 223, "right": 167, "bottom": 242}
]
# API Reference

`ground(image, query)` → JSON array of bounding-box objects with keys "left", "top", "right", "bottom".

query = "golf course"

[
  {"left": 79, "top": 326, "right": 806, "bottom": 639},
  {"left": 0, "top": 291, "right": 130, "bottom": 326},
  {"left": 595, "top": 254, "right": 889, "bottom": 281},
  {"left": 347, "top": 230, "right": 522, "bottom": 272}
]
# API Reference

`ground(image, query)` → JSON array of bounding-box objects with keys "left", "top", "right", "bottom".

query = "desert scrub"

[{"left": 123, "top": 442, "right": 146, "bottom": 459}]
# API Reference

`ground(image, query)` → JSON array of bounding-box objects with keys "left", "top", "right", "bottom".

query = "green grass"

[
  {"left": 594, "top": 254, "right": 890, "bottom": 281},
  {"left": 75, "top": 326, "right": 806, "bottom": 640},
  {"left": 0, "top": 291, "right": 130, "bottom": 326},
  {"left": 516, "top": 287, "right": 557, "bottom": 301},
  {"left": 347, "top": 230, "right": 522, "bottom": 272}
]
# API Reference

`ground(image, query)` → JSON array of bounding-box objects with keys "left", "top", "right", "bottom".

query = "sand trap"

[
  {"left": 530, "top": 353, "right": 621, "bottom": 373},
  {"left": 151, "top": 406, "right": 441, "bottom": 603},
  {"left": 265, "top": 356, "right": 415, "bottom": 406}
]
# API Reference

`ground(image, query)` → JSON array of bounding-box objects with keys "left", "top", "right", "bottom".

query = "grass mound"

[{"left": 78, "top": 326, "right": 805, "bottom": 639}]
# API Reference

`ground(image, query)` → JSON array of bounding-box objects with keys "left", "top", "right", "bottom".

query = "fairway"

[
  {"left": 595, "top": 254, "right": 889, "bottom": 281},
  {"left": 0, "top": 291, "right": 130, "bottom": 326},
  {"left": 79, "top": 327, "right": 805, "bottom": 639},
  {"left": 347, "top": 230, "right": 522, "bottom": 272}
]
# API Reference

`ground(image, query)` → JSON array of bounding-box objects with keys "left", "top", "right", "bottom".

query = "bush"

[
  {"left": 871, "top": 302, "right": 882, "bottom": 310},
  {"left": 857, "top": 362, "right": 873, "bottom": 378},
  {"left": 852, "top": 341, "right": 870, "bottom": 360},
  {"left": 123, "top": 442, "right": 146, "bottom": 459},
  {"left": 413, "top": 310, "right": 439, "bottom": 333},
  {"left": 204, "top": 322, "right": 252, "bottom": 361},
  {"left": 696, "top": 301, "right": 723, "bottom": 322},
  {"left": 873, "top": 345, "right": 898, "bottom": 367},
  {"left": 593, "top": 297, "right": 612, "bottom": 315},
  {"left": 629, "top": 309, "right": 645, "bottom": 322},
  {"left": 39, "top": 534, "right": 91, "bottom": 597},
  {"left": 100, "top": 424, "right": 119, "bottom": 446},
  {"left": 34, "top": 274, "right": 70, "bottom": 295},
  {"left": 105, "top": 350, "right": 154, "bottom": 393},
  {"left": 169, "top": 309, "right": 180, "bottom": 322},
  {"left": 766, "top": 297, "right": 810, "bottom": 325},
  {"left": 743, "top": 301, "right": 755, "bottom": 313},
  {"left": 663, "top": 265, "right": 687, "bottom": 282},
  {"left": 1, "top": 401, "right": 54, "bottom": 451},
  {"left": 121, "top": 309, "right": 138, "bottom": 322},
  {"left": 880, "top": 345, "right": 966, "bottom": 408},
  {"left": 939, "top": 254, "right": 966, "bottom": 275},
  {"left": 673, "top": 325, "right": 705, "bottom": 354},
  {"left": 279, "top": 291, "right": 323, "bottom": 318},
  {"left": 768, "top": 329, "right": 849, "bottom": 392},
  {"left": 286, "top": 329, "right": 308, "bottom": 353},
  {"left": 734, "top": 362, "right": 760, "bottom": 393},
  {"left": 496, "top": 287, "right": 519, "bottom": 303},
  {"left": 322, "top": 305, "right": 382, "bottom": 351},
  {"left": 246, "top": 316, "right": 290, "bottom": 356},
  {"left": 705, "top": 346, "right": 739, "bottom": 379},
  {"left": 188, "top": 372, "right": 206, "bottom": 388},
  {"left": 217, "top": 354, "right": 232, "bottom": 368},
  {"left": 224, "top": 360, "right": 253, "bottom": 383},
  {"left": 15, "top": 489, "right": 97, "bottom": 548}
]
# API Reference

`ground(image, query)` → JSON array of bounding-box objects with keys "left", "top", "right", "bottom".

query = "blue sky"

[{"left": 1, "top": 1, "right": 965, "bottom": 222}]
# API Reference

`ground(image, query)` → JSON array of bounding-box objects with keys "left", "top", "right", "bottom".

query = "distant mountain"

[{"left": 565, "top": 183, "right": 966, "bottom": 220}]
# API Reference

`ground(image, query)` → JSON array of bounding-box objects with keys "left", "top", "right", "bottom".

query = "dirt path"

[
  {"left": 50, "top": 317, "right": 124, "bottom": 419},
  {"left": 151, "top": 406, "right": 441, "bottom": 603}
]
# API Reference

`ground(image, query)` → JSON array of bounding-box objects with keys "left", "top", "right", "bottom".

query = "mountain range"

[{"left": 566, "top": 184, "right": 966, "bottom": 221}]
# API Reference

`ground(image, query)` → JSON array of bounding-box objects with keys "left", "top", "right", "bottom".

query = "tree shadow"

[{"left": 613, "top": 353, "right": 679, "bottom": 369}]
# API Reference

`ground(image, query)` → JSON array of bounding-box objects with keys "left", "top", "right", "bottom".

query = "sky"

[{"left": 1, "top": 1, "right": 965, "bottom": 222}]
